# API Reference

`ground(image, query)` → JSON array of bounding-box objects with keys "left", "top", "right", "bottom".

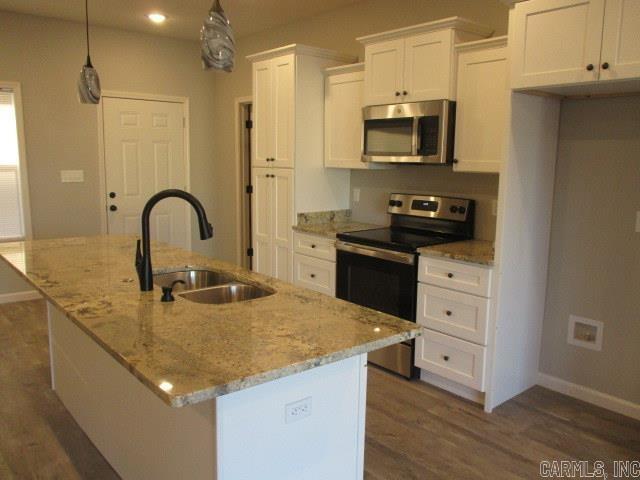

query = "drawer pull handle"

[
  {"left": 445, "top": 310, "right": 452, "bottom": 316},
  {"left": 310, "top": 274, "right": 316, "bottom": 278},
  {"left": 443, "top": 355, "right": 450, "bottom": 362},
  {"left": 447, "top": 273, "right": 454, "bottom": 278}
]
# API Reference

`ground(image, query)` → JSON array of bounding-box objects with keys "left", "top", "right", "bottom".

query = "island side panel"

[
  {"left": 47, "top": 302, "right": 217, "bottom": 480},
  {"left": 216, "top": 353, "right": 368, "bottom": 480}
]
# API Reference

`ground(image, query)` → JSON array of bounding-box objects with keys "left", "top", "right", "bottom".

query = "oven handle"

[{"left": 336, "top": 241, "right": 416, "bottom": 265}]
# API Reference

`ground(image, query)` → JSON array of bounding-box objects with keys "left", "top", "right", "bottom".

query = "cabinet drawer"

[
  {"left": 293, "top": 253, "right": 335, "bottom": 297},
  {"left": 416, "top": 284, "right": 490, "bottom": 345},
  {"left": 415, "top": 328, "right": 486, "bottom": 391},
  {"left": 293, "top": 232, "right": 336, "bottom": 261},
  {"left": 418, "top": 256, "right": 492, "bottom": 297}
]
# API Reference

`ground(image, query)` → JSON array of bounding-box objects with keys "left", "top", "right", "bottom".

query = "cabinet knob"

[
  {"left": 452, "top": 159, "right": 459, "bottom": 164},
  {"left": 395, "top": 91, "right": 401, "bottom": 96},
  {"left": 586, "top": 64, "right": 594, "bottom": 71},
  {"left": 443, "top": 355, "right": 450, "bottom": 362},
  {"left": 602, "top": 62, "right": 609, "bottom": 70},
  {"left": 447, "top": 273, "right": 454, "bottom": 278},
  {"left": 310, "top": 273, "right": 316, "bottom": 278},
  {"left": 311, "top": 244, "right": 316, "bottom": 249},
  {"left": 445, "top": 310, "right": 452, "bottom": 316},
  {"left": 109, "top": 192, "right": 116, "bottom": 199},
  {"left": 402, "top": 90, "right": 408, "bottom": 96},
  {"left": 109, "top": 205, "right": 118, "bottom": 212}
]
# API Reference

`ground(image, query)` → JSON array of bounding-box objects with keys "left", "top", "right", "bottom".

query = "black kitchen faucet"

[{"left": 135, "top": 189, "right": 213, "bottom": 291}]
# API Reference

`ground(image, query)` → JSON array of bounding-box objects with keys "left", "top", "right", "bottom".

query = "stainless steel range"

[{"left": 336, "top": 193, "right": 475, "bottom": 378}]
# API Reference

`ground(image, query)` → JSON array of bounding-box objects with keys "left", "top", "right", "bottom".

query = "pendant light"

[
  {"left": 78, "top": 0, "right": 101, "bottom": 104},
  {"left": 200, "top": 0, "right": 235, "bottom": 72}
]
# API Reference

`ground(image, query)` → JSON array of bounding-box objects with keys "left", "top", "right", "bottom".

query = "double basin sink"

[{"left": 153, "top": 268, "right": 274, "bottom": 305}]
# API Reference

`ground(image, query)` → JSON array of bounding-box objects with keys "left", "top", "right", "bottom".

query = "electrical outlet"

[
  {"left": 352, "top": 188, "right": 360, "bottom": 203},
  {"left": 285, "top": 397, "right": 312, "bottom": 424},
  {"left": 567, "top": 315, "right": 603, "bottom": 351},
  {"left": 60, "top": 170, "right": 84, "bottom": 183}
]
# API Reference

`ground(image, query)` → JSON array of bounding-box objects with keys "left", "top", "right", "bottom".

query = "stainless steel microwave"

[{"left": 362, "top": 100, "right": 455, "bottom": 164}]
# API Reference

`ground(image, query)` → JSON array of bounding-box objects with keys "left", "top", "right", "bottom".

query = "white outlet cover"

[
  {"left": 285, "top": 396, "right": 312, "bottom": 424},
  {"left": 567, "top": 315, "right": 603, "bottom": 351}
]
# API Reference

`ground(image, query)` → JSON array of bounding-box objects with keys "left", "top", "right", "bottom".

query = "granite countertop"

[
  {"left": 0, "top": 236, "right": 419, "bottom": 407},
  {"left": 292, "top": 221, "right": 381, "bottom": 239},
  {"left": 417, "top": 240, "right": 495, "bottom": 266}
]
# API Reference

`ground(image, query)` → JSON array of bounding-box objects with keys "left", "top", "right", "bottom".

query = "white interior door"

[
  {"left": 251, "top": 167, "right": 272, "bottom": 276},
  {"left": 103, "top": 97, "right": 189, "bottom": 249}
]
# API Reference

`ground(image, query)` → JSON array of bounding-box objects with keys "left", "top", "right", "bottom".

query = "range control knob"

[
  {"left": 395, "top": 200, "right": 403, "bottom": 207},
  {"left": 458, "top": 206, "right": 466, "bottom": 214},
  {"left": 389, "top": 200, "right": 397, "bottom": 207},
  {"left": 449, "top": 206, "right": 458, "bottom": 213}
]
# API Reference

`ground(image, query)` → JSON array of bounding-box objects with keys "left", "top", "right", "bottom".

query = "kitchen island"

[{"left": 0, "top": 236, "right": 419, "bottom": 480}]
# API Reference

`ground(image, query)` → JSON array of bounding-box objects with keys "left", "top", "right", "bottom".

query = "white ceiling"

[{"left": 0, "top": 0, "right": 364, "bottom": 40}]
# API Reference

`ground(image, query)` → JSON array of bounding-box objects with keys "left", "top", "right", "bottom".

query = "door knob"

[
  {"left": 602, "top": 62, "right": 609, "bottom": 70},
  {"left": 109, "top": 205, "right": 118, "bottom": 212},
  {"left": 586, "top": 64, "right": 594, "bottom": 71},
  {"left": 109, "top": 192, "right": 116, "bottom": 198}
]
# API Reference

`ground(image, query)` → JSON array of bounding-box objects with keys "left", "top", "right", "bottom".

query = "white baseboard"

[
  {"left": 420, "top": 370, "right": 485, "bottom": 405},
  {"left": 0, "top": 290, "right": 42, "bottom": 304},
  {"left": 538, "top": 372, "right": 640, "bottom": 421}
]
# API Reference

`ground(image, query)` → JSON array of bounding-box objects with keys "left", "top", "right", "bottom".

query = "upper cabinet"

[
  {"left": 250, "top": 54, "right": 295, "bottom": 168},
  {"left": 454, "top": 37, "right": 509, "bottom": 174},
  {"left": 510, "top": 0, "right": 640, "bottom": 93},
  {"left": 357, "top": 18, "right": 493, "bottom": 106}
]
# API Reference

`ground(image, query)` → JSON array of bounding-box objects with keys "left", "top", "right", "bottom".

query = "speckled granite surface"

[
  {"left": 418, "top": 240, "right": 495, "bottom": 266},
  {"left": 292, "top": 221, "right": 381, "bottom": 239},
  {"left": 0, "top": 236, "right": 419, "bottom": 407},
  {"left": 296, "top": 209, "right": 353, "bottom": 225}
]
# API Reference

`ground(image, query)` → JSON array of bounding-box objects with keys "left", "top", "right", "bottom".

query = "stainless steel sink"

[
  {"left": 179, "top": 283, "right": 274, "bottom": 304},
  {"left": 153, "top": 269, "right": 235, "bottom": 292}
]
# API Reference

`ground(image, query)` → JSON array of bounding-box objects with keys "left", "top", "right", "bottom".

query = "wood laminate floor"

[{"left": 1, "top": 300, "right": 638, "bottom": 479}]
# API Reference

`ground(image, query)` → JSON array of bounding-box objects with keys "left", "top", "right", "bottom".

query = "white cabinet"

[
  {"left": 324, "top": 63, "right": 394, "bottom": 170},
  {"left": 248, "top": 45, "right": 354, "bottom": 280},
  {"left": 415, "top": 255, "right": 494, "bottom": 396},
  {"left": 293, "top": 232, "right": 336, "bottom": 297},
  {"left": 510, "top": 0, "right": 640, "bottom": 91},
  {"left": 251, "top": 55, "right": 294, "bottom": 168},
  {"left": 453, "top": 37, "right": 508, "bottom": 174},
  {"left": 251, "top": 168, "right": 294, "bottom": 282},
  {"left": 357, "top": 18, "right": 492, "bottom": 106}
]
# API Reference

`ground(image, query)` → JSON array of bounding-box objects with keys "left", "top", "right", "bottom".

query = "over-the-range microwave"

[{"left": 362, "top": 99, "right": 455, "bottom": 164}]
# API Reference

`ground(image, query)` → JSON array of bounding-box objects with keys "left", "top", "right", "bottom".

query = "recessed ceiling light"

[{"left": 147, "top": 12, "right": 167, "bottom": 24}]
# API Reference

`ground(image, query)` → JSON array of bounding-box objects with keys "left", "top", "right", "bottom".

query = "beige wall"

[
  {"left": 0, "top": 262, "right": 31, "bottom": 294},
  {"left": 541, "top": 97, "right": 640, "bottom": 404},
  {"left": 0, "top": 11, "right": 218, "bottom": 258},
  {"left": 211, "top": 0, "right": 509, "bottom": 261}
]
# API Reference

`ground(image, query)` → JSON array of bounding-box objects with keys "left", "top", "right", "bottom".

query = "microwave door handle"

[{"left": 412, "top": 117, "right": 420, "bottom": 156}]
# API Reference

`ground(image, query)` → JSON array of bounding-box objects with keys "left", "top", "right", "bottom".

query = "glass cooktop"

[{"left": 337, "top": 227, "right": 461, "bottom": 253}]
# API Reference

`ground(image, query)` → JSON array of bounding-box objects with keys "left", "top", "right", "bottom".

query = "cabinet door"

[
  {"left": 271, "top": 168, "right": 294, "bottom": 282},
  {"left": 454, "top": 43, "right": 508, "bottom": 173},
  {"left": 403, "top": 30, "right": 454, "bottom": 101},
  {"left": 363, "top": 39, "right": 405, "bottom": 106},
  {"left": 251, "top": 168, "right": 272, "bottom": 276},
  {"left": 272, "top": 54, "right": 295, "bottom": 168},
  {"left": 252, "top": 60, "right": 273, "bottom": 168},
  {"left": 324, "top": 70, "right": 366, "bottom": 169},
  {"left": 600, "top": 0, "right": 640, "bottom": 81},
  {"left": 510, "top": 0, "right": 606, "bottom": 89}
]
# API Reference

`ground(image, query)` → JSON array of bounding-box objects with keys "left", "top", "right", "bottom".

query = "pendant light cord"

[{"left": 85, "top": 0, "right": 92, "bottom": 66}]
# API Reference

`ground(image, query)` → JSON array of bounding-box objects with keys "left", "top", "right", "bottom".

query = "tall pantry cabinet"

[{"left": 247, "top": 45, "right": 355, "bottom": 282}]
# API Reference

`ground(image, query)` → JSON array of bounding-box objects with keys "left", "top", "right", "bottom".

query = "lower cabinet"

[
  {"left": 415, "top": 256, "right": 493, "bottom": 397},
  {"left": 292, "top": 232, "right": 336, "bottom": 296}
]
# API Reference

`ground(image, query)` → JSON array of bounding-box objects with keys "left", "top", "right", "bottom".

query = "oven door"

[{"left": 335, "top": 242, "right": 419, "bottom": 378}]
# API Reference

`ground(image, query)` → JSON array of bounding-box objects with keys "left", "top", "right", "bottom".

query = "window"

[{"left": 0, "top": 84, "right": 30, "bottom": 241}]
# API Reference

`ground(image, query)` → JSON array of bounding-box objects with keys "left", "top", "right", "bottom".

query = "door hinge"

[
  {"left": 247, "top": 247, "right": 254, "bottom": 257},
  {"left": 245, "top": 119, "right": 253, "bottom": 129},
  {"left": 183, "top": 117, "right": 186, "bottom": 128},
  {"left": 246, "top": 184, "right": 253, "bottom": 194}
]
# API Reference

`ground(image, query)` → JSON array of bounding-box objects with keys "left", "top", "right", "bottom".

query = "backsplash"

[
  {"left": 350, "top": 167, "right": 500, "bottom": 241},
  {"left": 297, "top": 209, "right": 352, "bottom": 225}
]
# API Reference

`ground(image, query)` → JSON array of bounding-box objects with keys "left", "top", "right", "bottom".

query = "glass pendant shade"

[
  {"left": 78, "top": 56, "right": 101, "bottom": 104},
  {"left": 78, "top": 0, "right": 101, "bottom": 104},
  {"left": 200, "top": 0, "right": 235, "bottom": 72}
]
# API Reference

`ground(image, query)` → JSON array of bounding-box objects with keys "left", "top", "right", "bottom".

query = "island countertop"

[{"left": 0, "top": 236, "right": 419, "bottom": 407}]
